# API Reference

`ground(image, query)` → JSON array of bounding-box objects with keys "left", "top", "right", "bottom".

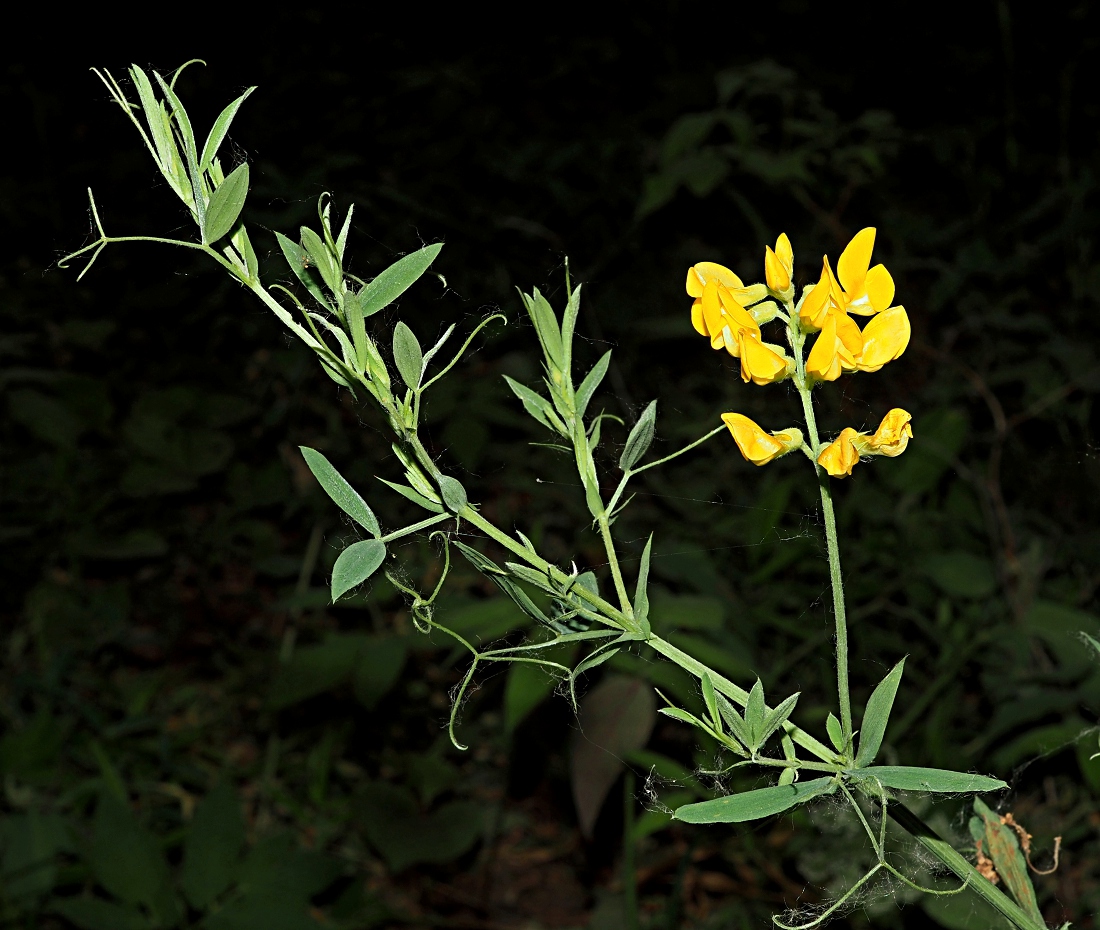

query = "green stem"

[
  {"left": 380, "top": 513, "right": 451, "bottom": 544},
  {"left": 598, "top": 513, "right": 634, "bottom": 617},
  {"left": 605, "top": 424, "right": 725, "bottom": 515},
  {"left": 887, "top": 801, "right": 1049, "bottom": 930},
  {"left": 789, "top": 307, "right": 853, "bottom": 744}
]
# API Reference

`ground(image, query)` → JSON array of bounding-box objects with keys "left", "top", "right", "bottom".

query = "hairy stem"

[{"left": 598, "top": 513, "right": 634, "bottom": 618}]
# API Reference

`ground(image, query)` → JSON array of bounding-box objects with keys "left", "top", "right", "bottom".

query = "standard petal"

[
  {"left": 837, "top": 227, "right": 876, "bottom": 297},
  {"left": 856, "top": 306, "right": 911, "bottom": 372},
  {"left": 817, "top": 428, "right": 861, "bottom": 478},
  {"left": 863, "top": 264, "right": 895, "bottom": 314}
]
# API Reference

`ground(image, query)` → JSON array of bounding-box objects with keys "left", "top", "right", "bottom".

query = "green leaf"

[
  {"left": 300, "top": 226, "right": 341, "bottom": 293},
  {"left": 438, "top": 475, "right": 467, "bottom": 513},
  {"left": 52, "top": 899, "right": 148, "bottom": 930},
  {"left": 181, "top": 783, "right": 245, "bottom": 909},
  {"left": 332, "top": 540, "right": 387, "bottom": 601},
  {"left": 352, "top": 636, "right": 407, "bottom": 709},
  {"left": 854, "top": 766, "right": 1007, "bottom": 793},
  {"left": 378, "top": 477, "right": 445, "bottom": 513},
  {"left": 89, "top": 795, "right": 178, "bottom": 924},
  {"left": 392, "top": 322, "right": 424, "bottom": 389},
  {"left": 0, "top": 811, "right": 71, "bottom": 899},
  {"left": 674, "top": 776, "right": 836, "bottom": 824},
  {"left": 356, "top": 783, "right": 482, "bottom": 872},
  {"left": 826, "top": 712, "right": 845, "bottom": 752},
  {"left": 523, "top": 289, "right": 565, "bottom": 370},
  {"left": 203, "top": 163, "right": 249, "bottom": 244},
  {"left": 700, "top": 672, "right": 721, "bottom": 731},
  {"left": 744, "top": 678, "right": 766, "bottom": 744},
  {"left": 359, "top": 244, "right": 443, "bottom": 318},
  {"left": 633, "top": 533, "right": 653, "bottom": 630},
  {"left": 200, "top": 87, "right": 256, "bottom": 170},
  {"left": 503, "top": 376, "right": 567, "bottom": 434},
  {"left": 276, "top": 231, "right": 332, "bottom": 311},
  {"left": 855, "top": 658, "right": 905, "bottom": 767},
  {"left": 299, "top": 447, "right": 380, "bottom": 536},
  {"left": 504, "top": 662, "right": 559, "bottom": 733},
  {"left": 619, "top": 400, "right": 657, "bottom": 471},
  {"left": 758, "top": 692, "right": 800, "bottom": 747},
  {"left": 269, "top": 634, "right": 368, "bottom": 709},
  {"left": 715, "top": 693, "right": 752, "bottom": 747},
  {"left": 576, "top": 351, "right": 611, "bottom": 419}
]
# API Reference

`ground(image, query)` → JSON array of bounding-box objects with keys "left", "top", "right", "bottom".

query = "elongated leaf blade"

[
  {"left": 377, "top": 477, "right": 445, "bottom": 513},
  {"left": 854, "top": 766, "right": 1007, "bottom": 793},
  {"left": 392, "top": 322, "right": 424, "bottom": 389},
  {"left": 525, "top": 289, "right": 565, "bottom": 369},
  {"left": 331, "top": 539, "right": 387, "bottom": 601},
  {"left": 438, "top": 475, "right": 468, "bottom": 513},
  {"left": 504, "top": 376, "right": 565, "bottom": 433},
  {"left": 203, "top": 163, "right": 249, "bottom": 244},
  {"left": 745, "top": 679, "right": 765, "bottom": 743},
  {"left": 633, "top": 533, "right": 653, "bottom": 629},
  {"left": 716, "top": 693, "right": 752, "bottom": 747},
  {"left": 576, "top": 351, "right": 611, "bottom": 419},
  {"left": 855, "top": 658, "right": 906, "bottom": 767},
  {"left": 701, "top": 672, "right": 721, "bottom": 730},
  {"left": 561, "top": 284, "right": 582, "bottom": 371},
  {"left": 275, "top": 231, "right": 332, "bottom": 311},
  {"left": 200, "top": 87, "right": 256, "bottom": 170},
  {"left": 758, "top": 692, "right": 800, "bottom": 746},
  {"left": 619, "top": 400, "right": 657, "bottom": 471},
  {"left": 299, "top": 447, "right": 380, "bottom": 536},
  {"left": 360, "top": 244, "right": 443, "bottom": 317},
  {"left": 674, "top": 776, "right": 836, "bottom": 824},
  {"left": 300, "top": 226, "right": 341, "bottom": 292}
]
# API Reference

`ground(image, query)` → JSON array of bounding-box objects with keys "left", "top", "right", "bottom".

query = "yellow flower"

[
  {"left": 698, "top": 279, "right": 760, "bottom": 350},
  {"left": 836, "top": 227, "right": 895, "bottom": 317},
  {"left": 854, "top": 306, "right": 911, "bottom": 373},
  {"left": 722, "top": 413, "right": 803, "bottom": 465},
  {"left": 687, "top": 262, "right": 767, "bottom": 338},
  {"left": 818, "top": 409, "right": 914, "bottom": 478},
  {"left": 765, "top": 233, "right": 794, "bottom": 295},
  {"left": 852, "top": 408, "right": 913, "bottom": 457},
  {"left": 805, "top": 312, "right": 863, "bottom": 382},
  {"left": 817, "top": 428, "right": 861, "bottom": 478},
  {"left": 736, "top": 330, "right": 793, "bottom": 385},
  {"left": 798, "top": 258, "right": 845, "bottom": 332}
]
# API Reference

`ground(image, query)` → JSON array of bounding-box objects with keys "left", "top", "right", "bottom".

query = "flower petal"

[
  {"left": 806, "top": 314, "right": 843, "bottom": 382},
  {"left": 719, "top": 286, "right": 762, "bottom": 336},
  {"left": 854, "top": 408, "right": 913, "bottom": 457},
  {"left": 688, "top": 261, "right": 744, "bottom": 298},
  {"left": 818, "top": 427, "right": 861, "bottom": 478},
  {"left": 691, "top": 298, "right": 707, "bottom": 336},
  {"left": 856, "top": 306, "right": 910, "bottom": 372},
  {"left": 765, "top": 245, "right": 791, "bottom": 292},
  {"left": 737, "top": 331, "right": 791, "bottom": 385},
  {"left": 722, "top": 413, "right": 786, "bottom": 465},
  {"left": 864, "top": 264, "right": 895, "bottom": 314},
  {"left": 837, "top": 227, "right": 876, "bottom": 297},
  {"left": 775, "top": 233, "right": 793, "bottom": 274}
]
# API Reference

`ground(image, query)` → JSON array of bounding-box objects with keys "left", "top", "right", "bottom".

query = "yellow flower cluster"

[{"left": 690, "top": 229, "right": 915, "bottom": 479}]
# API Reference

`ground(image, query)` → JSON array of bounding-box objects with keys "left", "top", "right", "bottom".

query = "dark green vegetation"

[{"left": 4, "top": 4, "right": 1100, "bottom": 928}]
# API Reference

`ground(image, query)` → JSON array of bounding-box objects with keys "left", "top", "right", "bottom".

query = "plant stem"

[
  {"left": 788, "top": 307, "right": 853, "bottom": 744},
  {"left": 598, "top": 513, "right": 634, "bottom": 618},
  {"left": 887, "top": 800, "right": 1049, "bottom": 930}
]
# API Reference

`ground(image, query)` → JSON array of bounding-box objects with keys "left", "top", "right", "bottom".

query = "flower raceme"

[
  {"left": 817, "top": 409, "right": 914, "bottom": 478},
  {"left": 721, "top": 414, "right": 803, "bottom": 466}
]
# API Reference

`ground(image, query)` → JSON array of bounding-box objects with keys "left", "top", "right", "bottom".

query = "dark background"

[{"left": 4, "top": 3, "right": 1100, "bottom": 928}]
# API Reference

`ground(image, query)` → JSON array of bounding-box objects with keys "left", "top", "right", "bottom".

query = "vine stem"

[{"left": 598, "top": 513, "right": 633, "bottom": 617}]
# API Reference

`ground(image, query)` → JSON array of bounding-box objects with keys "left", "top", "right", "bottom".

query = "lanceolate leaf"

[
  {"left": 745, "top": 679, "right": 765, "bottom": 744},
  {"left": 619, "top": 400, "right": 657, "bottom": 471},
  {"left": 331, "top": 539, "right": 387, "bottom": 601},
  {"left": 299, "top": 447, "right": 380, "bottom": 536},
  {"left": 360, "top": 244, "right": 443, "bottom": 318},
  {"left": 524, "top": 289, "right": 565, "bottom": 369},
  {"left": 633, "top": 533, "right": 653, "bottom": 629},
  {"left": 853, "top": 766, "right": 1007, "bottom": 793},
  {"left": 855, "top": 657, "right": 906, "bottom": 767},
  {"left": 716, "top": 693, "right": 752, "bottom": 747},
  {"left": 673, "top": 776, "right": 836, "bottom": 824},
  {"left": 203, "top": 163, "right": 249, "bottom": 244},
  {"left": 392, "top": 322, "right": 424, "bottom": 389},
  {"left": 576, "top": 351, "right": 611, "bottom": 419},
  {"left": 276, "top": 231, "right": 332, "bottom": 311},
  {"left": 200, "top": 87, "right": 256, "bottom": 170},
  {"left": 758, "top": 692, "right": 800, "bottom": 747}
]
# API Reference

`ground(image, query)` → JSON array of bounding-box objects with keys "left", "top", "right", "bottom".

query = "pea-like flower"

[
  {"left": 687, "top": 262, "right": 767, "bottom": 339},
  {"left": 722, "top": 413, "right": 803, "bottom": 465},
  {"left": 835, "top": 227, "right": 895, "bottom": 316},
  {"left": 817, "top": 409, "right": 914, "bottom": 478}
]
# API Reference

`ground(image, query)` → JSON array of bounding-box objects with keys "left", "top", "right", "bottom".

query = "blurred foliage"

[{"left": 4, "top": 4, "right": 1100, "bottom": 928}]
